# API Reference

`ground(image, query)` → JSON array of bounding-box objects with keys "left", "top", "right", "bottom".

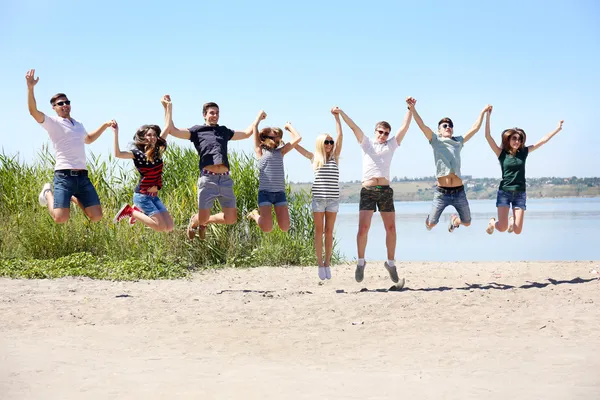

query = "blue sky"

[{"left": 1, "top": 0, "right": 598, "bottom": 183}]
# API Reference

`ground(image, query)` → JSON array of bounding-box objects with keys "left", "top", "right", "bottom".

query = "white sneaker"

[
  {"left": 318, "top": 267, "right": 326, "bottom": 280},
  {"left": 38, "top": 183, "right": 51, "bottom": 206},
  {"left": 325, "top": 267, "right": 331, "bottom": 280}
]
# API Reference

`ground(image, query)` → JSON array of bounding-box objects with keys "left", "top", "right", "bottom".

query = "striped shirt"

[
  {"left": 312, "top": 157, "right": 339, "bottom": 199},
  {"left": 132, "top": 148, "right": 164, "bottom": 194},
  {"left": 258, "top": 147, "right": 285, "bottom": 192}
]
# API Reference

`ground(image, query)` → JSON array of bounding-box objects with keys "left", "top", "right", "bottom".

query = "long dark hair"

[
  {"left": 259, "top": 127, "right": 284, "bottom": 150},
  {"left": 500, "top": 127, "right": 526, "bottom": 155},
  {"left": 133, "top": 125, "right": 167, "bottom": 162}
]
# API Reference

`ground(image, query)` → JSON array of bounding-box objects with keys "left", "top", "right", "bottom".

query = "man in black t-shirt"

[{"left": 166, "top": 96, "right": 263, "bottom": 240}]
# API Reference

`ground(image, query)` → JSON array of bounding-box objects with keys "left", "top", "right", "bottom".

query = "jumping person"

[
  {"left": 408, "top": 97, "right": 492, "bottom": 232},
  {"left": 484, "top": 107, "right": 564, "bottom": 235},
  {"left": 111, "top": 95, "right": 174, "bottom": 232},
  {"left": 247, "top": 113, "right": 302, "bottom": 233},
  {"left": 294, "top": 107, "right": 343, "bottom": 280},
  {"left": 337, "top": 105, "right": 412, "bottom": 283},
  {"left": 26, "top": 69, "right": 114, "bottom": 224},
  {"left": 165, "top": 97, "right": 262, "bottom": 240}
]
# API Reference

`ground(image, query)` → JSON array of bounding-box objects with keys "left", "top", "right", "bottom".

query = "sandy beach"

[{"left": 1, "top": 261, "right": 599, "bottom": 399}]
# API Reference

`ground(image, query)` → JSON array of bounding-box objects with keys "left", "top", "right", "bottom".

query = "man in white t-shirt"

[
  {"left": 26, "top": 69, "right": 115, "bottom": 224},
  {"left": 337, "top": 105, "right": 412, "bottom": 284}
]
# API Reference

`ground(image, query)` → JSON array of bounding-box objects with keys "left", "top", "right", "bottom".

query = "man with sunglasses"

[
  {"left": 26, "top": 69, "right": 115, "bottom": 224},
  {"left": 337, "top": 106, "right": 412, "bottom": 284},
  {"left": 407, "top": 97, "right": 491, "bottom": 232}
]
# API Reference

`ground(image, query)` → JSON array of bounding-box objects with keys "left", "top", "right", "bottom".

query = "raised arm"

[
  {"left": 112, "top": 121, "right": 134, "bottom": 160},
  {"left": 163, "top": 97, "right": 191, "bottom": 140},
  {"left": 294, "top": 144, "right": 314, "bottom": 160},
  {"left": 331, "top": 106, "right": 344, "bottom": 159},
  {"left": 394, "top": 108, "right": 413, "bottom": 146},
  {"left": 85, "top": 120, "right": 115, "bottom": 144},
  {"left": 281, "top": 122, "right": 302, "bottom": 156},
  {"left": 484, "top": 107, "right": 501, "bottom": 157},
  {"left": 337, "top": 109, "right": 365, "bottom": 143},
  {"left": 232, "top": 111, "right": 265, "bottom": 141},
  {"left": 528, "top": 120, "right": 564, "bottom": 154},
  {"left": 407, "top": 97, "right": 433, "bottom": 141},
  {"left": 160, "top": 95, "right": 172, "bottom": 140},
  {"left": 463, "top": 105, "right": 492, "bottom": 143},
  {"left": 252, "top": 110, "right": 267, "bottom": 158},
  {"left": 26, "top": 69, "right": 45, "bottom": 123}
]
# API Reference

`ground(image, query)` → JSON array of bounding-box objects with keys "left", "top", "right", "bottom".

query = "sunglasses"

[
  {"left": 324, "top": 140, "right": 334, "bottom": 145},
  {"left": 263, "top": 136, "right": 278, "bottom": 140},
  {"left": 510, "top": 136, "right": 523, "bottom": 142},
  {"left": 440, "top": 123, "right": 453, "bottom": 129},
  {"left": 54, "top": 100, "right": 71, "bottom": 106},
  {"left": 375, "top": 129, "right": 390, "bottom": 136}
]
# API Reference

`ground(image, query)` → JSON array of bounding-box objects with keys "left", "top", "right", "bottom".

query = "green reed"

[{"left": 0, "top": 145, "right": 341, "bottom": 279}]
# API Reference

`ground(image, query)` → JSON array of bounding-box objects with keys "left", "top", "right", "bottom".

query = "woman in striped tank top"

[
  {"left": 294, "top": 107, "right": 343, "bottom": 280},
  {"left": 247, "top": 111, "right": 302, "bottom": 233},
  {"left": 111, "top": 95, "right": 174, "bottom": 232}
]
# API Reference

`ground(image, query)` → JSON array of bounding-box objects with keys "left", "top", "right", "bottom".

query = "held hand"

[
  {"left": 406, "top": 97, "right": 417, "bottom": 108},
  {"left": 161, "top": 95, "right": 171, "bottom": 108},
  {"left": 557, "top": 120, "right": 564, "bottom": 130},
  {"left": 257, "top": 110, "right": 267, "bottom": 121},
  {"left": 109, "top": 120, "right": 119, "bottom": 132},
  {"left": 331, "top": 106, "right": 341, "bottom": 115},
  {"left": 483, "top": 104, "right": 493, "bottom": 114},
  {"left": 25, "top": 69, "right": 39, "bottom": 88},
  {"left": 284, "top": 122, "right": 293, "bottom": 131}
]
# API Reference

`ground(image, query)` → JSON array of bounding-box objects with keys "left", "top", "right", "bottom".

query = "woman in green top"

[{"left": 484, "top": 107, "right": 564, "bottom": 235}]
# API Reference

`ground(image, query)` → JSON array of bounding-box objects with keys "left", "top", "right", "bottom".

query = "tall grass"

[{"left": 0, "top": 145, "right": 341, "bottom": 279}]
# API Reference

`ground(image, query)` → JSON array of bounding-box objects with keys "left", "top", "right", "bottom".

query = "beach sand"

[{"left": 1, "top": 261, "right": 599, "bottom": 399}]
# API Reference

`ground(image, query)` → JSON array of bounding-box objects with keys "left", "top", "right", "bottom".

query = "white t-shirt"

[
  {"left": 40, "top": 115, "right": 88, "bottom": 170},
  {"left": 360, "top": 136, "right": 399, "bottom": 182}
]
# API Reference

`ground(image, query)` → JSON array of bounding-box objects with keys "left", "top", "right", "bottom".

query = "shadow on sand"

[{"left": 338, "top": 276, "right": 597, "bottom": 294}]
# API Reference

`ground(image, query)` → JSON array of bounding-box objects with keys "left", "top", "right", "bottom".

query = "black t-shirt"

[{"left": 189, "top": 125, "right": 235, "bottom": 170}]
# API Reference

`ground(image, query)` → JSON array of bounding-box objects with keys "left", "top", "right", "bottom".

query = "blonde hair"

[{"left": 312, "top": 133, "right": 337, "bottom": 170}]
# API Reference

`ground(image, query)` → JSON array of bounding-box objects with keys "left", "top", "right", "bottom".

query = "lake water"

[{"left": 332, "top": 198, "right": 600, "bottom": 261}]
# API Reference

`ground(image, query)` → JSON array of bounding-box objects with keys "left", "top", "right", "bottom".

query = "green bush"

[{"left": 0, "top": 145, "right": 341, "bottom": 280}]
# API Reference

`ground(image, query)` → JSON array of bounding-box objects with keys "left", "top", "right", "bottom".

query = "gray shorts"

[
  {"left": 312, "top": 198, "right": 340, "bottom": 213},
  {"left": 197, "top": 174, "right": 236, "bottom": 210}
]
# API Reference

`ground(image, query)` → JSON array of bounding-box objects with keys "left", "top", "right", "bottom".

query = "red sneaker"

[
  {"left": 129, "top": 206, "right": 142, "bottom": 226},
  {"left": 113, "top": 204, "right": 133, "bottom": 223}
]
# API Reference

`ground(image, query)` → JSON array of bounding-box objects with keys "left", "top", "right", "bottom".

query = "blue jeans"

[
  {"left": 258, "top": 190, "right": 287, "bottom": 207},
  {"left": 428, "top": 186, "right": 471, "bottom": 225},
  {"left": 53, "top": 170, "right": 101, "bottom": 209},
  {"left": 133, "top": 193, "right": 168, "bottom": 217},
  {"left": 496, "top": 189, "right": 527, "bottom": 210}
]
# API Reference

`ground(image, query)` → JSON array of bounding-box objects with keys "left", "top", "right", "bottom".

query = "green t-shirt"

[{"left": 498, "top": 147, "right": 529, "bottom": 192}]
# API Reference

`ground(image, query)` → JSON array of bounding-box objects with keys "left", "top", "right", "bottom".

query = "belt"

[
  {"left": 202, "top": 169, "right": 230, "bottom": 176},
  {"left": 362, "top": 185, "right": 390, "bottom": 190},
  {"left": 55, "top": 169, "right": 88, "bottom": 176},
  {"left": 436, "top": 185, "right": 464, "bottom": 194}
]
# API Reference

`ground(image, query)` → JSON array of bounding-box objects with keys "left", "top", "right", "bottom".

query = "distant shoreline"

[{"left": 290, "top": 178, "right": 600, "bottom": 203}]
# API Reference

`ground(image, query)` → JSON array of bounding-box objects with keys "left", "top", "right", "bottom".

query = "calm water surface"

[{"left": 332, "top": 198, "right": 600, "bottom": 261}]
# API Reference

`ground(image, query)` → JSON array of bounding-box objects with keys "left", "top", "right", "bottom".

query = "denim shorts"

[
  {"left": 258, "top": 190, "right": 287, "bottom": 207},
  {"left": 359, "top": 186, "right": 394, "bottom": 212},
  {"left": 133, "top": 192, "right": 168, "bottom": 217},
  {"left": 53, "top": 170, "right": 101, "bottom": 209},
  {"left": 496, "top": 189, "right": 527, "bottom": 210},
  {"left": 312, "top": 198, "right": 340, "bottom": 213},
  {"left": 428, "top": 186, "right": 471, "bottom": 225},
  {"left": 197, "top": 174, "right": 236, "bottom": 210}
]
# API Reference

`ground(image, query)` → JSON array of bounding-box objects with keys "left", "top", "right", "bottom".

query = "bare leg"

[
  {"left": 357, "top": 210, "right": 374, "bottom": 259},
  {"left": 495, "top": 206, "right": 510, "bottom": 232},
  {"left": 131, "top": 211, "right": 173, "bottom": 232},
  {"left": 512, "top": 208, "right": 525, "bottom": 234},
  {"left": 313, "top": 212, "right": 325, "bottom": 266},
  {"left": 248, "top": 206, "right": 274, "bottom": 232},
  {"left": 380, "top": 212, "right": 396, "bottom": 261},
  {"left": 274, "top": 205, "right": 290, "bottom": 232},
  {"left": 323, "top": 211, "right": 337, "bottom": 267},
  {"left": 45, "top": 191, "right": 70, "bottom": 224}
]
